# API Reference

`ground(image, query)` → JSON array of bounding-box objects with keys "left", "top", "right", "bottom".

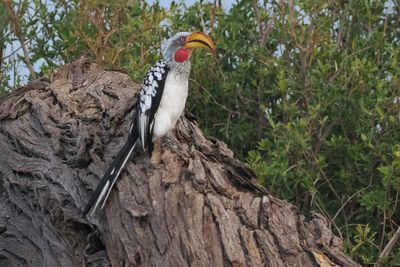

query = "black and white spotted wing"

[
  {"left": 136, "top": 60, "right": 170, "bottom": 152},
  {"left": 83, "top": 60, "right": 170, "bottom": 216}
]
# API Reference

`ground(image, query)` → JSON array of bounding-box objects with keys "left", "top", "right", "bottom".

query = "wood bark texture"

[{"left": 0, "top": 59, "right": 360, "bottom": 267}]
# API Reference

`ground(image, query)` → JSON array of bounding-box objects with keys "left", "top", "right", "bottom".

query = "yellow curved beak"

[{"left": 183, "top": 32, "right": 216, "bottom": 54}]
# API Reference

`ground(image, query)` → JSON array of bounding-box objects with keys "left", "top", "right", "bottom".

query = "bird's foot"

[
  {"left": 150, "top": 150, "right": 162, "bottom": 165},
  {"left": 151, "top": 137, "right": 162, "bottom": 165}
]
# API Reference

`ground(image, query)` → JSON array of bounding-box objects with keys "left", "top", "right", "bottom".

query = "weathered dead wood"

[{"left": 0, "top": 59, "right": 360, "bottom": 267}]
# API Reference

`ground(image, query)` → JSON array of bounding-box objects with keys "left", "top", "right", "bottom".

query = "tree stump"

[{"left": 0, "top": 59, "right": 360, "bottom": 267}]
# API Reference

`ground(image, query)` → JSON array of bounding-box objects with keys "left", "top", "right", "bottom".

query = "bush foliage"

[{"left": 1, "top": 0, "right": 399, "bottom": 265}]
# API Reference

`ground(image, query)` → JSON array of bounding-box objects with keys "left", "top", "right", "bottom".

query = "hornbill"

[{"left": 83, "top": 32, "right": 216, "bottom": 215}]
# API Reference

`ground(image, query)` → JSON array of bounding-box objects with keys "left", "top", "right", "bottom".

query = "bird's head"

[{"left": 163, "top": 31, "right": 216, "bottom": 68}]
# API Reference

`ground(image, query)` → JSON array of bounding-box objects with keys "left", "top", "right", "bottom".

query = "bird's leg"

[{"left": 150, "top": 136, "right": 162, "bottom": 165}]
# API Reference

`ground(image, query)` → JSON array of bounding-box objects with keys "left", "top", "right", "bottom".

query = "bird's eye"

[{"left": 179, "top": 36, "right": 186, "bottom": 43}]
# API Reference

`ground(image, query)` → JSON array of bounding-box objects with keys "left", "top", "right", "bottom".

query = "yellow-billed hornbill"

[{"left": 84, "top": 32, "right": 216, "bottom": 215}]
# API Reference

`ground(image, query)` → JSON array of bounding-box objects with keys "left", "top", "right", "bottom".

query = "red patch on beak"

[{"left": 174, "top": 49, "right": 191, "bottom": 62}]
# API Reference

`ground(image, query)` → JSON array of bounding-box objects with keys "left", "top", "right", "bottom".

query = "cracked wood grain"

[{"left": 0, "top": 58, "right": 360, "bottom": 267}]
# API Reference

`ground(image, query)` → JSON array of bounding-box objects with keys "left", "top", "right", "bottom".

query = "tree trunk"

[{"left": 0, "top": 59, "right": 360, "bottom": 267}]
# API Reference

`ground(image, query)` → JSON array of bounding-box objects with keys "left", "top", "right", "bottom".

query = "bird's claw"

[{"left": 150, "top": 151, "right": 162, "bottom": 165}]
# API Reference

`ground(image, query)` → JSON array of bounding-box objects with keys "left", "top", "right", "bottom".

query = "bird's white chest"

[{"left": 153, "top": 72, "right": 188, "bottom": 137}]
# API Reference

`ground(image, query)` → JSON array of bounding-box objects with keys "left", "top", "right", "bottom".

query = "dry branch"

[
  {"left": 2, "top": 0, "right": 37, "bottom": 80},
  {"left": 0, "top": 59, "right": 360, "bottom": 267}
]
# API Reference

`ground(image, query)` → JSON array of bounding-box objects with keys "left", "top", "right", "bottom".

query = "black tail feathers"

[{"left": 83, "top": 134, "right": 138, "bottom": 216}]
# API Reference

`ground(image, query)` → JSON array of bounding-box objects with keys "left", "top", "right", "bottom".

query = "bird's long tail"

[{"left": 83, "top": 132, "right": 138, "bottom": 216}]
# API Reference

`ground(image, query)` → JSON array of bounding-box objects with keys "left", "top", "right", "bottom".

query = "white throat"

[{"left": 152, "top": 69, "right": 189, "bottom": 137}]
